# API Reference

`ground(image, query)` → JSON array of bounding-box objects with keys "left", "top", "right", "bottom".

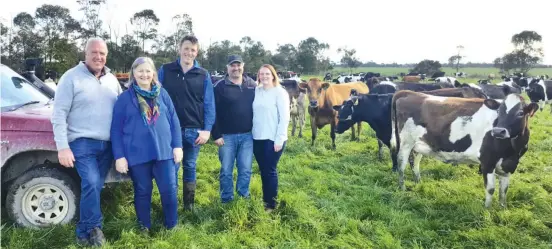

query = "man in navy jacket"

[
  {"left": 158, "top": 35, "right": 215, "bottom": 211},
  {"left": 212, "top": 55, "right": 257, "bottom": 203}
]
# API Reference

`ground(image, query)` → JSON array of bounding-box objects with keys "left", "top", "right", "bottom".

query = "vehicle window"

[{"left": 1, "top": 66, "right": 50, "bottom": 109}]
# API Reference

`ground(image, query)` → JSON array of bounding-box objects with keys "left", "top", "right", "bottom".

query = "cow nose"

[
  {"left": 491, "top": 127, "right": 510, "bottom": 139},
  {"left": 310, "top": 100, "right": 318, "bottom": 106}
]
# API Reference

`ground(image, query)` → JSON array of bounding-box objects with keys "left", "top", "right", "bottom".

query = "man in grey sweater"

[{"left": 51, "top": 37, "right": 122, "bottom": 247}]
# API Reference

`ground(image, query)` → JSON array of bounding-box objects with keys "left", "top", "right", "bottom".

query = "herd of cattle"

[{"left": 276, "top": 72, "right": 551, "bottom": 209}]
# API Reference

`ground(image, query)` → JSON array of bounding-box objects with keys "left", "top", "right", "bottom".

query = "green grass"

[{"left": 2, "top": 88, "right": 552, "bottom": 249}]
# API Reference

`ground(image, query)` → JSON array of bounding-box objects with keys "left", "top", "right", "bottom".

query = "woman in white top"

[{"left": 252, "top": 64, "right": 291, "bottom": 212}]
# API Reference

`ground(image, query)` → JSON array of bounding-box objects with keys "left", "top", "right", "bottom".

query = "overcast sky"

[{"left": 1, "top": 0, "right": 550, "bottom": 65}]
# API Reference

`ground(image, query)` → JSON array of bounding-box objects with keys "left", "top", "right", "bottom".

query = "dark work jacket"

[
  {"left": 212, "top": 75, "right": 257, "bottom": 140},
  {"left": 158, "top": 59, "right": 215, "bottom": 131}
]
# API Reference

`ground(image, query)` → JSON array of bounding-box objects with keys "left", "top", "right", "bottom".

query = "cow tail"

[{"left": 391, "top": 96, "right": 400, "bottom": 160}]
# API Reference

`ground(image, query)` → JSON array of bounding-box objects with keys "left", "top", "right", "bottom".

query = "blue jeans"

[
  {"left": 218, "top": 132, "right": 253, "bottom": 202},
  {"left": 176, "top": 128, "right": 201, "bottom": 184},
  {"left": 128, "top": 159, "right": 177, "bottom": 229},
  {"left": 253, "top": 139, "right": 286, "bottom": 209},
  {"left": 69, "top": 138, "right": 113, "bottom": 239}
]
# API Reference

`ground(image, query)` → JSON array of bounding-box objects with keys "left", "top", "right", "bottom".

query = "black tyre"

[{"left": 5, "top": 167, "right": 79, "bottom": 228}]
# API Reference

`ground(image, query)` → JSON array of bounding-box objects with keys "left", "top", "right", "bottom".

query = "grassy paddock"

[{"left": 1, "top": 85, "right": 552, "bottom": 248}]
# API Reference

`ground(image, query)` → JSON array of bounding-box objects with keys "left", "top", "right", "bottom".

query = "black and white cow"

[
  {"left": 435, "top": 77, "right": 460, "bottom": 87},
  {"left": 333, "top": 86, "right": 487, "bottom": 171},
  {"left": 281, "top": 79, "right": 307, "bottom": 137},
  {"left": 390, "top": 91, "right": 539, "bottom": 208},
  {"left": 458, "top": 83, "right": 517, "bottom": 99},
  {"left": 496, "top": 81, "right": 522, "bottom": 94},
  {"left": 334, "top": 75, "right": 359, "bottom": 84},
  {"left": 527, "top": 79, "right": 552, "bottom": 112},
  {"left": 455, "top": 72, "right": 467, "bottom": 78}
]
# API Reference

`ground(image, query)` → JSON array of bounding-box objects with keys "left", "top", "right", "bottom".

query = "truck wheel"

[{"left": 5, "top": 167, "right": 79, "bottom": 228}]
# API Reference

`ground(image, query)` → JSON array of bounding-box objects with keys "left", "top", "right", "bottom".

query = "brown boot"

[{"left": 183, "top": 181, "right": 196, "bottom": 211}]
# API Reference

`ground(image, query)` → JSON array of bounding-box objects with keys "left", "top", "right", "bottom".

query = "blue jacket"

[
  {"left": 158, "top": 59, "right": 215, "bottom": 131},
  {"left": 110, "top": 86, "right": 183, "bottom": 166}
]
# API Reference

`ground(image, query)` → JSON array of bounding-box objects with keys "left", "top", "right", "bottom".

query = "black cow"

[
  {"left": 527, "top": 80, "right": 552, "bottom": 112},
  {"left": 431, "top": 71, "right": 446, "bottom": 78},
  {"left": 361, "top": 72, "right": 382, "bottom": 82}
]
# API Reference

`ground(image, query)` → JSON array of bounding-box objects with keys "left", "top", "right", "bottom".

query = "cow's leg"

[
  {"left": 350, "top": 122, "right": 356, "bottom": 141},
  {"left": 291, "top": 115, "right": 297, "bottom": 136},
  {"left": 355, "top": 122, "right": 362, "bottom": 142},
  {"left": 412, "top": 153, "right": 423, "bottom": 184},
  {"left": 397, "top": 145, "right": 414, "bottom": 191},
  {"left": 298, "top": 112, "right": 304, "bottom": 138},
  {"left": 330, "top": 120, "right": 337, "bottom": 150},
  {"left": 483, "top": 170, "right": 496, "bottom": 208},
  {"left": 310, "top": 117, "right": 317, "bottom": 147},
  {"left": 390, "top": 147, "right": 398, "bottom": 172},
  {"left": 498, "top": 173, "right": 510, "bottom": 208},
  {"left": 377, "top": 140, "right": 384, "bottom": 161}
]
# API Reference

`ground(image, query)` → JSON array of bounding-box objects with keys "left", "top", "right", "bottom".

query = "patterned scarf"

[{"left": 132, "top": 82, "right": 161, "bottom": 126}]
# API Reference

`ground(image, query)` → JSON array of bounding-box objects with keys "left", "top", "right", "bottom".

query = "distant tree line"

[
  {"left": 0, "top": 2, "right": 334, "bottom": 75},
  {"left": 0, "top": 2, "right": 548, "bottom": 77}
]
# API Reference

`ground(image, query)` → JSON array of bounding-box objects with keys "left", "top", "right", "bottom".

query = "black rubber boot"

[
  {"left": 89, "top": 227, "right": 106, "bottom": 247},
  {"left": 183, "top": 181, "right": 196, "bottom": 211}
]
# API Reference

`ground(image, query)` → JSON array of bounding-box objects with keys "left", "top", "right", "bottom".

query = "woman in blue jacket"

[{"left": 110, "top": 57, "right": 183, "bottom": 232}]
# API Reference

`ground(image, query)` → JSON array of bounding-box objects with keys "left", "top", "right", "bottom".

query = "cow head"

[
  {"left": 366, "top": 77, "right": 380, "bottom": 90},
  {"left": 484, "top": 94, "right": 538, "bottom": 139},
  {"left": 332, "top": 95, "right": 360, "bottom": 134},
  {"left": 299, "top": 78, "right": 330, "bottom": 109},
  {"left": 501, "top": 84, "right": 514, "bottom": 96},
  {"left": 526, "top": 80, "right": 546, "bottom": 110}
]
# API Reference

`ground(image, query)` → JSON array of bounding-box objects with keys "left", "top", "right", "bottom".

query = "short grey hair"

[{"left": 85, "top": 37, "right": 107, "bottom": 52}]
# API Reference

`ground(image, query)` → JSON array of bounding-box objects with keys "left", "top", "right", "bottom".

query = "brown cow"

[
  {"left": 299, "top": 78, "right": 369, "bottom": 149},
  {"left": 403, "top": 75, "right": 421, "bottom": 82}
]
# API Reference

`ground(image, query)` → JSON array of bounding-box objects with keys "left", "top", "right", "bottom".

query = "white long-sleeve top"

[{"left": 252, "top": 84, "right": 290, "bottom": 146}]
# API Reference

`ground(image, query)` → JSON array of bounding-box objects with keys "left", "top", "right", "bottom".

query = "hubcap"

[{"left": 22, "top": 183, "right": 69, "bottom": 226}]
